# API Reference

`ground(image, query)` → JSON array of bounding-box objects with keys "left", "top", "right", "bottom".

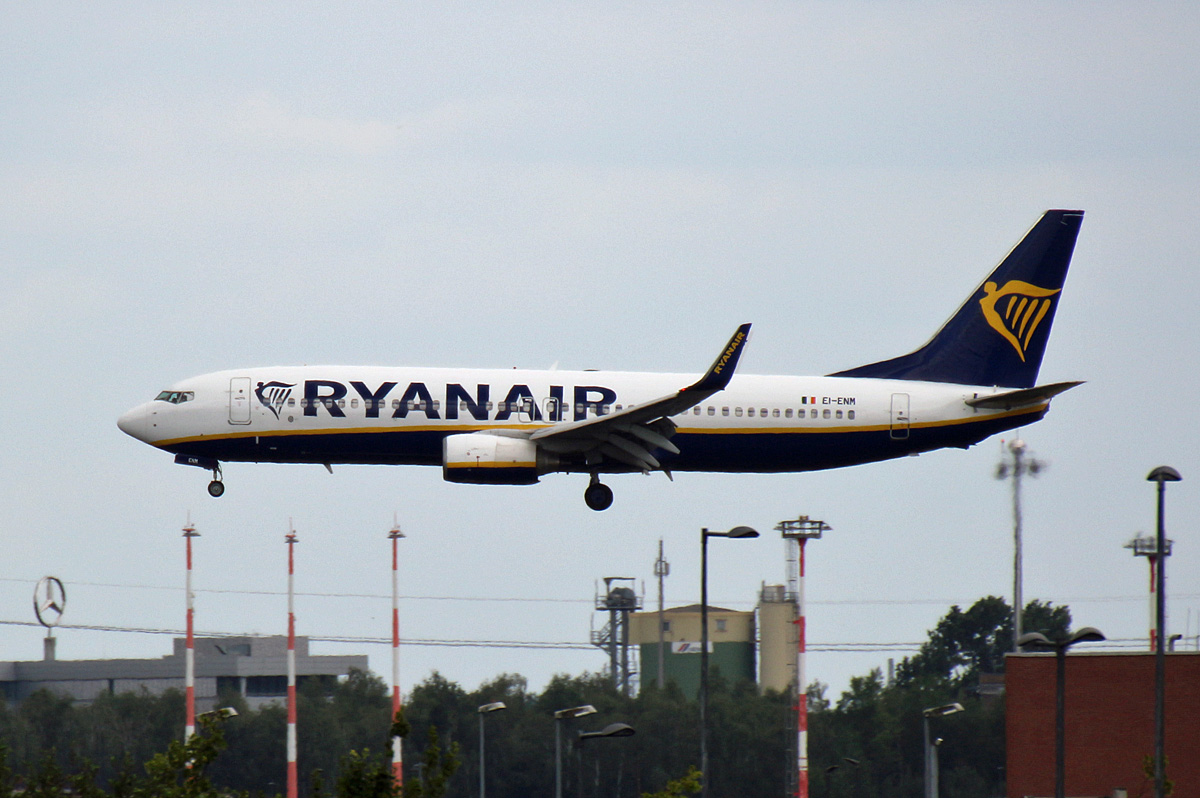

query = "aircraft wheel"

[
  {"left": 207, "top": 480, "right": 226, "bottom": 498},
  {"left": 584, "top": 482, "right": 613, "bottom": 511}
]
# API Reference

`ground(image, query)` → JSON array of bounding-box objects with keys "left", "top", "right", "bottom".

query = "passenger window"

[
  {"left": 734, "top": 407, "right": 743, "bottom": 417},
  {"left": 722, "top": 407, "right": 730, "bottom": 416},
  {"left": 747, "top": 408, "right": 755, "bottom": 417},
  {"left": 810, "top": 409, "right": 817, "bottom": 419},
  {"left": 785, "top": 408, "right": 793, "bottom": 418},
  {"left": 823, "top": 409, "right": 831, "bottom": 419},
  {"left": 287, "top": 398, "right": 295, "bottom": 407},
  {"left": 836, "top": 410, "right": 843, "bottom": 419},
  {"left": 707, "top": 406, "right": 715, "bottom": 416},
  {"left": 772, "top": 409, "right": 780, "bottom": 418},
  {"left": 351, "top": 399, "right": 359, "bottom": 409},
  {"left": 848, "top": 410, "right": 855, "bottom": 420},
  {"left": 693, "top": 407, "right": 700, "bottom": 415},
  {"left": 760, "top": 408, "right": 767, "bottom": 417}
]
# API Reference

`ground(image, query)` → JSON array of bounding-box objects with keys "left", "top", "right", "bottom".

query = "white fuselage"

[{"left": 118, "top": 366, "right": 1047, "bottom": 474}]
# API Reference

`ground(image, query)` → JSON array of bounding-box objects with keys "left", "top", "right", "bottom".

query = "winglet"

[{"left": 685, "top": 323, "right": 752, "bottom": 394}]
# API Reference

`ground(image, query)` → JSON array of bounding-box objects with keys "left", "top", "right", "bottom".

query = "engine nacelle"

[{"left": 442, "top": 433, "right": 556, "bottom": 485}]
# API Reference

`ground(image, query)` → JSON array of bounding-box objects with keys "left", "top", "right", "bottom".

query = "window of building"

[{"left": 716, "top": 619, "right": 727, "bottom": 632}]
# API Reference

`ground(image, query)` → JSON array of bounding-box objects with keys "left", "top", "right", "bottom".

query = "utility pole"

[
  {"left": 996, "top": 437, "right": 1042, "bottom": 650},
  {"left": 654, "top": 539, "right": 669, "bottom": 689}
]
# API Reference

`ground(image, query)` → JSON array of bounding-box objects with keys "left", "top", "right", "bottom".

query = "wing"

[{"left": 529, "top": 324, "right": 751, "bottom": 473}]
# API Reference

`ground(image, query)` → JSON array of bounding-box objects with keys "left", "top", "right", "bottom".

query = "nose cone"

[{"left": 118, "top": 404, "right": 152, "bottom": 443}]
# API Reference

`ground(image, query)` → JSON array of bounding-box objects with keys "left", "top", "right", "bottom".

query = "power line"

[
  {"left": 1, "top": 577, "right": 1194, "bottom": 609},
  {"left": 0, "top": 619, "right": 1157, "bottom": 655}
]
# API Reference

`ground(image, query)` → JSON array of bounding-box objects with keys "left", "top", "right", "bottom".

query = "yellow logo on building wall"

[{"left": 979, "top": 280, "right": 1061, "bottom": 362}]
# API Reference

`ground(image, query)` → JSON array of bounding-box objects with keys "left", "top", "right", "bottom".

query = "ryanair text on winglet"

[{"left": 712, "top": 331, "right": 747, "bottom": 375}]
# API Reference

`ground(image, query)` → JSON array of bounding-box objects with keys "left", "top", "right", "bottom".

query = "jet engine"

[{"left": 442, "top": 433, "right": 559, "bottom": 485}]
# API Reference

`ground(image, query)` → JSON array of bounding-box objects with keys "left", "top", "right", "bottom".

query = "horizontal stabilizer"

[{"left": 965, "top": 381, "right": 1083, "bottom": 410}]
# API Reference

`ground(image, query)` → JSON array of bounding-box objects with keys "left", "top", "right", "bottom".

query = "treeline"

[{"left": 0, "top": 596, "right": 1068, "bottom": 798}]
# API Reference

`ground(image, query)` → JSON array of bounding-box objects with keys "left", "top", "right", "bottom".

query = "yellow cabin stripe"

[{"left": 155, "top": 404, "right": 1046, "bottom": 448}]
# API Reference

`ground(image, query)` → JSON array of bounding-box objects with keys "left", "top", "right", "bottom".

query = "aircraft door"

[
  {"left": 890, "top": 393, "right": 910, "bottom": 440},
  {"left": 229, "top": 377, "right": 252, "bottom": 425}
]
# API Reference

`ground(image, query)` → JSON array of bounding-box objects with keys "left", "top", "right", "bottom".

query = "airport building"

[
  {"left": 1006, "top": 651, "right": 1200, "bottom": 798},
  {"left": 0, "top": 636, "right": 368, "bottom": 711}
]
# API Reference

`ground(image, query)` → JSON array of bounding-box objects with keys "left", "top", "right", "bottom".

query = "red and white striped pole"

[
  {"left": 796, "top": 537, "right": 809, "bottom": 798},
  {"left": 183, "top": 518, "right": 200, "bottom": 742},
  {"left": 776, "top": 516, "right": 827, "bottom": 798},
  {"left": 1127, "top": 534, "right": 1171, "bottom": 651},
  {"left": 1148, "top": 554, "right": 1159, "bottom": 651},
  {"left": 389, "top": 520, "right": 405, "bottom": 791},
  {"left": 286, "top": 525, "right": 299, "bottom": 798}
]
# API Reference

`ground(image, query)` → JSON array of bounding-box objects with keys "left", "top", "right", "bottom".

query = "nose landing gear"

[
  {"left": 584, "top": 476, "right": 613, "bottom": 511},
  {"left": 173, "top": 454, "right": 225, "bottom": 498},
  {"left": 207, "top": 462, "right": 225, "bottom": 497}
]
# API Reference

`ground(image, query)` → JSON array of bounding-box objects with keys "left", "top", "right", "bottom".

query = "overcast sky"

[{"left": 2, "top": 3, "right": 1198, "bottom": 703}]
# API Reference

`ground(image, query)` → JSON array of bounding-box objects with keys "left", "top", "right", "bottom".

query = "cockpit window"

[{"left": 155, "top": 391, "right": 195, "bottom": 404}]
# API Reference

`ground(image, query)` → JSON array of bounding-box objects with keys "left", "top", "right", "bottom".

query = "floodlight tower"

[
  {"left": 775, "top": 515, "right": 830, "bottom": 798},
  {"left": 1126, "top": 533, "right": 1172, "bottom": 650},
  {"left": 389, "top": 518, "right": 406, "bottom": 791},
  {"left": 182, "top": 517, "right": 200, "bottom": 743},
  {"left": 592, "top": 577, "right": 642, "bottom": 695},
  {"left": 996, "top": 437, "right": 1044, "bottom": 650}
]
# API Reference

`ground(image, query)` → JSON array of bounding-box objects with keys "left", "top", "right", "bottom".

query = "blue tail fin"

[{"left": 831, "top": 209, "right": 1083, "bottom": 389}]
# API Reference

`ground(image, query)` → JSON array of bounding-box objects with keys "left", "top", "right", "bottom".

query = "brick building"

[{"left": 1006, "top": 651, "right": 1200, "bottom": 798}]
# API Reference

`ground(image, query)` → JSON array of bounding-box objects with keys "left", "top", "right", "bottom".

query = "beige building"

[{"left": 758, "top": 584, "right": 799, "bottom": 693}]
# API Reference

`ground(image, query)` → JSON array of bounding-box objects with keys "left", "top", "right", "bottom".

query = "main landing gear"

[{"left": 584, "top": 475, "right": 613, "bottom": 511}]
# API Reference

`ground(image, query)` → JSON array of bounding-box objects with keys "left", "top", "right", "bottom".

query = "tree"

[{"left": 895, "top": 596, "right": 1070, "bottom": 690}]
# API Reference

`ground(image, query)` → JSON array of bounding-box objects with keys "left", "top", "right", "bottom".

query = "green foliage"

[
  {"left": 640, "top": 766, "right": 701, "bottom": 798},
  {"left": 896, "top": 597, "right": 1070, "bottom": 690},
  {"left": 402, "top": 726, "right": 460, "bottom": 798},
  {"left": 0, "top": 596, "right": 1067, "bottom": 797}
]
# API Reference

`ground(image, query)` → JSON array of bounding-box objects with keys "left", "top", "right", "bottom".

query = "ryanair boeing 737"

[{"left": 119, "top": 210, "right": 1084, "bottom": 510}]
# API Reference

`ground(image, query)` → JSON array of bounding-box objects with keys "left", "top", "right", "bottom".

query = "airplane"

[{"left": 118, "top": 209, "right": 1084, "bottom": 511}]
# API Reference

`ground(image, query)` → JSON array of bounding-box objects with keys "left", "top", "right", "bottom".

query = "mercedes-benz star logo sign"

[{"left": 34, "top": 576, "right": 66, "bottom": 628}]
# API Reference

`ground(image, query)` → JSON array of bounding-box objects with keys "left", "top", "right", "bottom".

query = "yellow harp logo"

[{"left": 979, "top": 280, "right": 1060, "bottom": 362}]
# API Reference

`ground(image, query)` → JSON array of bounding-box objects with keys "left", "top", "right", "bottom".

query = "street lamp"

[
  {"left": 1147, "top": 466, "right": 1180, "bottom": 798},
  {"left": 823, "top": 757, "right": 860, "bottom": 798},
  {"left": 700, "top": 525, "right": 758, "bottom": 798},
  {"left": 922, "top": 703, "right": 962, "bottom": 798},
  {"left": 477, "top": 701, "right": 506, "bottom": 798},
  {"left": 578, "top": 722, "right": 636, "bottom": 742},
  {"left": 555, "top": 705, "right": 597, "bottom": 798},
  {"left": 1018, "top": 627, "right": 1106, "bottom": 798},
  {"left": 576, "top": 723, "right": 635, "bottom": 798}
]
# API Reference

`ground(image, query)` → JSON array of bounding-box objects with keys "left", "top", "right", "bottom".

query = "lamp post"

[
  {"left": 1018, "top": 627, "right": 1106, "bottom": 798},
  {"left": 922, "top": 703, "right": 962, "bottom": 798},
  {"left": 700, "top": 525, "right": 758, "bottom": 798},
  {"left": 555, "top": 705, "right": 596, "bottom": 798},
  {"left": 823, "top": 757, "right": 860, "bottom": 798},
  {"left": 477, "top": 701, "right": 506, "bottom": 798},
  {"left": 1148, "top": 466, "right": 1181, "bottom": 798},
  {"left": 577, "top": 723, "right": 636, "bottom": 797}
]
